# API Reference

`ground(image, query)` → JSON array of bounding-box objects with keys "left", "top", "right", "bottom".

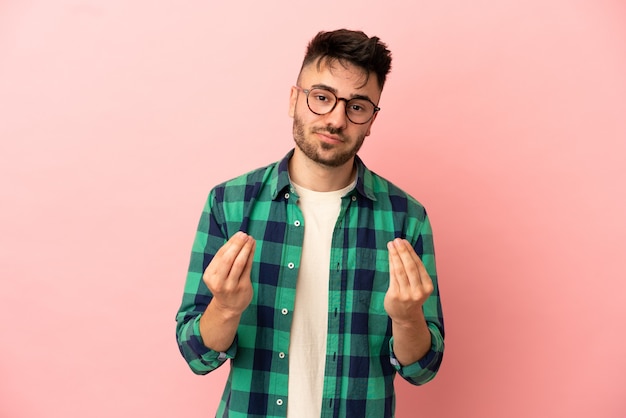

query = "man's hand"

[
  {"left": 203, "top": 231, "right": 256, "bottom": 318},
  {"left": 384, "top": 238, "right": 433, "bottom": 365},
  {"left": 384, "top": 238, "right": 433, "bottom": 323}
]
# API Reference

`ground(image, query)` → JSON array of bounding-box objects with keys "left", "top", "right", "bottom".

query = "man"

[{"left": 176, "top": 29, "right": 444, "bottom": 418}]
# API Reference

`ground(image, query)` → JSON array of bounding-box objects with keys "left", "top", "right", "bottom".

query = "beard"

[{"left": 292, "top": 114, "right": 366, "bottom": 168}]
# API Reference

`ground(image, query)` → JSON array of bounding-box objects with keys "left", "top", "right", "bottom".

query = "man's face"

[{"left": 288, "top": 59, "right": 382, "bottom": 168}]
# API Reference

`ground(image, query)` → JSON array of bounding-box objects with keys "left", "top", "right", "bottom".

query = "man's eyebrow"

[
  {"left": 310, "top": 83, "right": 375, "bottom": 102},
  {"left": 350, "top": 93, "right": 375, "bottom": 102},
  {"left": 311, "top": 83, "right": 338, "bottom": 93}
]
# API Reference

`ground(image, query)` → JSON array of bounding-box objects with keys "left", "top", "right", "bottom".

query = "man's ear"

[{"left": 288, "top": 86, "right": 298, "bottom": 118}]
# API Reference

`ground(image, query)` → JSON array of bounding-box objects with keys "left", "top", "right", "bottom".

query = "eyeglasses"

[{"left": 294, "top": 86, "right": 380, "bottom": 125}]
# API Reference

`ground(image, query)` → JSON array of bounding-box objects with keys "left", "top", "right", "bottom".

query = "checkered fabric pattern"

[{"left": 176, "top": 149, "right": 444, "bottom": 418}]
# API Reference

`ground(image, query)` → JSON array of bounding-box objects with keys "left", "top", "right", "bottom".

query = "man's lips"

[{"left": 314, "top": 130, "right": 344, "bottom": 143}]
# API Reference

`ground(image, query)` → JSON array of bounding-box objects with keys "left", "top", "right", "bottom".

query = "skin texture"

[{"left": 199, "top": 59, "right": 433, "bottom": 366}]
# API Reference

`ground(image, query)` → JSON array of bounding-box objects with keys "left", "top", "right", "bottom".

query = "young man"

[{"left": 176, "top": 29, "right": 444, "bottom": 418}]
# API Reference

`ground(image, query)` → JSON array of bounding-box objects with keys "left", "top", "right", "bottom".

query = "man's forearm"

[
  {"left": 391, "top": 313, "right": 432, "bottom": 366},
  {"left": 198, "top": 301, "right": 242, "bottom": 352}
]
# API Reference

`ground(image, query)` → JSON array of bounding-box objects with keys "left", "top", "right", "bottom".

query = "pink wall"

[{"left": 1, "top": 1, "right": 625, "bottom": 417}]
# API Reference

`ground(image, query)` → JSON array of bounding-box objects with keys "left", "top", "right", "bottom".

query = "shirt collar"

[{"left": 271, "top": 149, "right": 377, "bottom": 202}]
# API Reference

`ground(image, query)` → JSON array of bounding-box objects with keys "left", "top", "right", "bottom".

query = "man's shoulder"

[
  {"left": 362, "top": 165, "right": 426, "bottom": 213},
  {"left": 215, "top": 160, "right": 278, "bottom": 189},
  {"left": 208, "top": 153, "right": 289, "bottom": 204}
]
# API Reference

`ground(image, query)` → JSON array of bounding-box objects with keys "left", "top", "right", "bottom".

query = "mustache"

[{"left": 313, "top": 125, "right": 344, "bottom": 136}]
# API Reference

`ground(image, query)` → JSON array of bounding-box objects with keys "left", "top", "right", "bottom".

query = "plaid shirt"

[{"left": 176, "top": 150, "right": 444, "bottom": 418}]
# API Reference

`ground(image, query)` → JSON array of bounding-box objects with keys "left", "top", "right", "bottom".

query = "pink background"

[{"left": 1, "top": 1, "right": 625, "bottom": 417}]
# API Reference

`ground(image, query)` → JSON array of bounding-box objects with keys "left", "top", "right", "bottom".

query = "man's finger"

[
  {"left": 394, "top": 239, "right": 428, "bottom": 289},
  {"left": 228, "top": 236, "right": 255, "bottom": 283},
  {"left": 387, "top": 240, "right": 409, "bottom": 293},
  {"left": 209, "top": 232, "right": 251, "bottom": 282}
]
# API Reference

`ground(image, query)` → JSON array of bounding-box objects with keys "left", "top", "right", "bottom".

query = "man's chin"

[{"left": 314, "top": 151, "right": 354, "bottom": 168}]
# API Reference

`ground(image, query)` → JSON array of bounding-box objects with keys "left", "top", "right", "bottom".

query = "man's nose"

[{"left": 323, "top": 99, "right": 349, "bottom": 129}]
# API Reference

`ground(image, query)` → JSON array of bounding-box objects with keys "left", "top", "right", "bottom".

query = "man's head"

[
  {"left": 298, "top": 29, "right": 392, "bottom": 91},
  {"left": 289, "top": 29, "right": 392, "bottom": 171}
]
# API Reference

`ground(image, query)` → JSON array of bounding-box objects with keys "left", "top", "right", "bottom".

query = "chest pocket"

[
  {"left": 348, "top": 249, "right": 392, "bottom": 353},
  {"left": 353, "top": 249, "right": 390, "bottom": 316}
]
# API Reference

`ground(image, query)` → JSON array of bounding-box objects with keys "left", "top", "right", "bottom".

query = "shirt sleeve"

[
  {"left": 388, "top": 321, "right": 445, "bottom": 385},
  {"left": 175, "top": 189, "right": 236, "bottom": 374}
]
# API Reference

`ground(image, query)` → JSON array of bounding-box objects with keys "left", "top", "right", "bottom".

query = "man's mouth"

[{"left": 314, "top": 129, "right": 344, "bottom": 143}]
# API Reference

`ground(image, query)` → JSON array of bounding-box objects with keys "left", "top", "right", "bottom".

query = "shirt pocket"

[
  {"left": 349, "top": 250, "right": 391, "bottom": 353},
  {"left": 353, "top": 249, "right": 390, "bottom": 316}
]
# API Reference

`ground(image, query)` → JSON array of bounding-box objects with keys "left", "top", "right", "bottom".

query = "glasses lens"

[
  {"left": 305, "top": 88, "right": 377, "bottom": 124},
  {"left": 307, "top": 89, "right": 336, "bottom": 114},
  {"left": 345, "top": 99, "right": 375, "bottom": 124}
]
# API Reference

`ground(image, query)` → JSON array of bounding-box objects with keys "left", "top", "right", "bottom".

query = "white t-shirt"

[{"left": 287, "top": 180, "right": 356, "bottom": 417}]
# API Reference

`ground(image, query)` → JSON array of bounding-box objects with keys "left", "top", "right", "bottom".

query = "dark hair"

[{"left": 300, "top": 29, "right": 392, "bottom": 89}]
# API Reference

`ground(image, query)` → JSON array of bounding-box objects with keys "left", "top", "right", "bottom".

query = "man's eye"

[{"left": 349, "top": 101, "right": 371, "bottom": 113}]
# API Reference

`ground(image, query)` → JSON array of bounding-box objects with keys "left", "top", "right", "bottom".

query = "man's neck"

[{"left": 288, "top": 151, "right": 356, "bottom": 192}]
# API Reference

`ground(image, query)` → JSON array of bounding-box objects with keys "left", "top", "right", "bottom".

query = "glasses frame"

[{"left": 294, "top": 85, "right": 381, "bottom": 125}]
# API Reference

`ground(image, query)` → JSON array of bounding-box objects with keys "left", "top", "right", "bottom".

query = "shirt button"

[
  {"left": 279, "top": 352, "right": 285, "bottom": 359},
  {"left": 281, "top": 308, "right": 288, "bottom": 315},
  {"left": 285, "top": 192, "right": 290, "bottom": 199},
  {"left": 294, "top": 220, "right": 301, "bottom": 227},
  {"left": 276, "top": 399, "right": 283, "bottom": 406},
  {"left": 288, "top": 262, "right": 295, "bottom": 269},
  {"left": 351, "top": 195, "right": 357, "bottom": 202}
]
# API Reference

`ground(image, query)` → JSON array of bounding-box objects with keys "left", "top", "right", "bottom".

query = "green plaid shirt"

[{"left": 176, "top": 150, "right": 444, "bottom": 418}]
